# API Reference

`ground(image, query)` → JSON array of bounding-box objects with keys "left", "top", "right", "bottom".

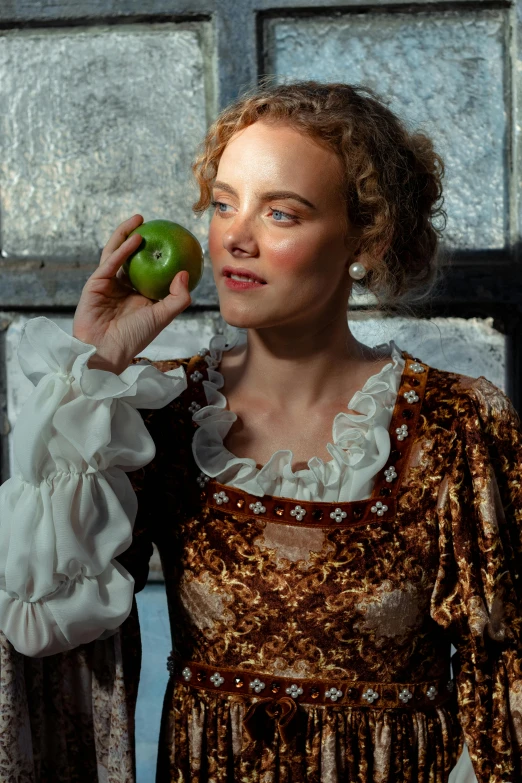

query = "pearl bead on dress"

[
  {"left": 286, "top": 684, "right": 303, "bottom": 698},
  {"left": 210, "top": 672, "right": 224, "bottom": 687},
  {"left": 325, "top": 687, "right": 343, "bottom": 702},
  {"left": 290, "top": 505, "right": 307, "bottom": 521},
  {"left": 250, "top": 678, "right": 266, "bottom": 693},
  {"left": 362, "top": 688, "right": 379, "bottom": 703}
]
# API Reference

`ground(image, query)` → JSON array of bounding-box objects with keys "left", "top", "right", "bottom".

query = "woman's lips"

[
  {"left": 221, "top": 265, "right": 268, "bottom": 290},
  {"left": 224, "top": 277, "right": 267, "bottom": 290},
  {"left": 222, "top": 266, "right": 266, "bottom": 283}
]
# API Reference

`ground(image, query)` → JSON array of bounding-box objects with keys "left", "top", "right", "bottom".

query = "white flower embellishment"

[
  {"left": 213, "top": 491, "right": 229, "bottom": 505},
  {"left": 384, "top": 466, "right": 397, "bottom": 482},
  {"left": 370, "top": 501, "right": 388, "bottom": 517},
  {"left": 427, "top": 685, "right": 438, "bottom": 700},
  {"left": 249, "top": 678, "right": 266, "bottom": 693},
  {"left": 330, "top": 508, "right": 347, "bottom": 523},
  {"left": 285, "top": 684, "right": 303, "bottom": 698},
  {"left": 404, "top": 390, "right": 419, "bottom": 403},
  {"left": 290, "top": 505, "right": 306, "bottom": 521},
  {"left": 396, "top": 424, "right": 409, "bottom": 441},
  {"left": 408, "top": 362, "right": 425, "bottom": 373},
  {"left": 210, "top": 672, "right": 225, "bottom": 687},
  {"left": 188, "top": 401, "right": 201, "bottom": 414},
  {"left": 197, "top": 472, "right": 211, "bottom": 488},
  {"left": 190, "top": 370, "right": 204, "bottom": 382},
  {"left": 325, "top": 687, "right": 343, "bottom": 702},
  {"left": 399, "top": 687, "right": 413, "bottom": 703},
  {"left": 249, "top": 501, "right": 266, "bottom": 515},
  {"left": 362, "top": 688, "right": 379, "bottom": 703},
  {"left": 182, "top": 667, "right": 192, "bottom": 681}
]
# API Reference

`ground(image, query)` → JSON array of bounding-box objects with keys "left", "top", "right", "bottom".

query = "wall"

[{"left": 1, "top": 1, "right": 521, "bottom": 781}]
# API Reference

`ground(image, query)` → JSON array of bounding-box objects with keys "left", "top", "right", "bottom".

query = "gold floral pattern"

[
  {"left": 118, "top": 354, "right": 522, "bottom": 781},
  {"left": 116, "top": 354, "right": 522, "bottom": 782},
  {"left": 179, "top": 570, "right": 236, "bottom": 633},
  {"left": 252, "top": 521, "right": 335, "bottom": 570},
  {"left": 353, "top": 580, "right": 423, "bottom": 641},
  {"left": 1, "top": 353, "right": 520, "bottom": 782}
]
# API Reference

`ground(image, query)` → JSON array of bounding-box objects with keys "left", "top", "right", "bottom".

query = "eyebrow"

[{"left": 212, "top": 180, "right": 317, "bottom": 210}]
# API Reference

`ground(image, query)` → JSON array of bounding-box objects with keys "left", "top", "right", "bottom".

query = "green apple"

[{"left": 122, "top": 219, "right": 204, "bottom": 301}]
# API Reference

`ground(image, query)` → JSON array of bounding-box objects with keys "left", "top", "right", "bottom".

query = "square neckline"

[
  {"left": 219, "top": 347, "right": 401, "bottom": 472},
  {"left": 190, "top": 349, "right": 430, "bottom": 527}
]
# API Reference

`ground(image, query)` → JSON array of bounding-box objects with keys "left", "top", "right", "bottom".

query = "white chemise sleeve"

[{"left": 0, "top": 316, "right": 187, "bottom": 657}]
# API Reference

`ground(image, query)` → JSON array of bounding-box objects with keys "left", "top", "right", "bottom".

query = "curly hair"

[{"left": 191, "top": 78, "right": 448, "bottom": 309}]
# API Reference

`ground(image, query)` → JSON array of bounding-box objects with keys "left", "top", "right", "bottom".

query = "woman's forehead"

[{"left": 217, "top": 122, "right": 344, "bottom": 199}]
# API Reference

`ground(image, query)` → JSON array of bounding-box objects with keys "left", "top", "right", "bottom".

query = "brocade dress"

[{"left": 0, "top": 316, "right": 521, "bottom": 783}]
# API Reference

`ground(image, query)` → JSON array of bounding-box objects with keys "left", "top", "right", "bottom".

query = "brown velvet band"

[{"left": 168, "top": 656, "right": 455, "bottom": 712}]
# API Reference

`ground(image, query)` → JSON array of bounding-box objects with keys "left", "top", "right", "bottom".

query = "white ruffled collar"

[{"left": 191, "top": 331, "right": 406, "bottom": 502}]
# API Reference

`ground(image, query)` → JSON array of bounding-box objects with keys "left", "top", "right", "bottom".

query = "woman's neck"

[{"left": 219, "top": 318, "right": 394, "bottom": 415}]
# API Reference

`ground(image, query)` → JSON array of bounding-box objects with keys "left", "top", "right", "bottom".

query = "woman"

[{"left": 0, "top": 80, "right": 520, "bottom": 782}]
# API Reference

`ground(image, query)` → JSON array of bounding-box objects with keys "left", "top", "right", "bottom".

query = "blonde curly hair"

[{"left": 191, "top": 78, "right": 448, "bottom": 309}]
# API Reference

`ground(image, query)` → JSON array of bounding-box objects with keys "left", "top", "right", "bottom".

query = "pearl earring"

[{"left": 348, "top": 261, "right": 367, "bottom": 280}]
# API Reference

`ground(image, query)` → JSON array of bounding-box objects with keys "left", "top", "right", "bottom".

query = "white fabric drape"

[{"left": 0, "top": 316, "right": 187, "bottom": 657}]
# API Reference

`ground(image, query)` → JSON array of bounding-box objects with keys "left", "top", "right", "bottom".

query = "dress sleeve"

[
  {"left": 113, "top": 407, "right": 164, "bottom": 597},
  {"left": 431, "top": 376, "right": 522, "bottom": 783},
  {"left": 0, "top": 316, "right": 187, "bottom": 658}
]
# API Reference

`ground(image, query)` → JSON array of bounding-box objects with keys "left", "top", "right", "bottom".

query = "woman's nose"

[{"left": 222, "top": 213, "right": 258, "bottom": 257}]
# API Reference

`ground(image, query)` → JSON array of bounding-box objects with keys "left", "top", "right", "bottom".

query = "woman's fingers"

[
  {"left": 149, "top": 275, "right": 192, "bottom": 328},
  {"left": 94, "top": 233, "right": 143, "bottom": 282},
  {"left": 99, "top": 215, "right": 143, "bottom": 266}
]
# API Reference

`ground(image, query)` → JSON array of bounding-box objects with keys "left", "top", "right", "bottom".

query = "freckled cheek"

[
  {"left": 264, "top": 235, "right": 322, "bottom": 273},
  {"left": 208, "top": 223, "right": 340, "bottom": 280},
  {"left": 268, "top": 239, "right": 336, "bottom": 281},
  {"left": 208, "top": 222, "right": 221, "bottom": 262},
  {"left": 268, "top": 247, "right": 303, "bottom": 273}
]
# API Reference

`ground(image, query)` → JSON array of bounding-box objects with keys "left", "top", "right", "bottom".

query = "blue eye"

[
  {"left": 271, "top": 209, "right": 288, "bottom": 221},
  {"left": 210, "top": 200, "right": 298, "bottom": 224},
  {"left": 210, "top": 200, "right": 229, "bottom": 214}
]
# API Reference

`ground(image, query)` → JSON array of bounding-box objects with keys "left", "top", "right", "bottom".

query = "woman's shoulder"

[{"left": 422, "top": 362, "right": 519, "bottom": 430}]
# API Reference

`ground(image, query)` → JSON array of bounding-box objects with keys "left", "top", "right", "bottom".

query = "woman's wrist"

[{"left": 86, "top": 353, "right": 128, "bottom": 375}]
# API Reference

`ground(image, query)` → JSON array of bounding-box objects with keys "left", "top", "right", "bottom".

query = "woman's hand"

[{"left": 72, "top": 215, "right": 192, "bottom": 374}]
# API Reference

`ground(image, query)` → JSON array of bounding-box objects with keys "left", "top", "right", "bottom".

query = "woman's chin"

[
  {"left": 217, "top": 300, "right": 271, "bottom": 329},
  {"left": 218, "top": 308, "right": 258, "bottom": 329}
]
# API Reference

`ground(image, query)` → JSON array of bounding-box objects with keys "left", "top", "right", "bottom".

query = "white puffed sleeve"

[{"left": 0, "top": 316, "right": 187, "bottom": 657}]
